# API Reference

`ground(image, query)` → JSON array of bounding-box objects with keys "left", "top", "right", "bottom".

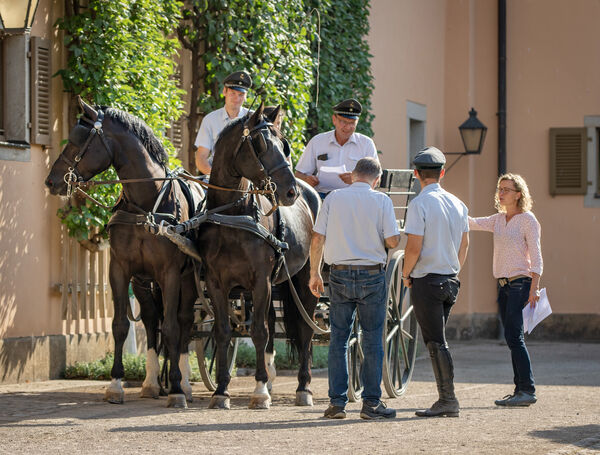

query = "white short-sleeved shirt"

[
  {"left": 404, "top": 183, "right": 469, "bottom": 278},
  {"left": 194, "top": 107, "right": 249, "bottom": 164},
  {"left": 296, "top": 130, "right": 378, "bottom": 193},
  {"left": 313, "top": 182, "right": 400, "bottom": 265}
]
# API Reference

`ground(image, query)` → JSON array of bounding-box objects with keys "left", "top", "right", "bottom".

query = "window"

[
  {"left": 584, "top": 116, "right": 600, "bottom": 208},
  {"left": 0, "top": 34, "right": 51, "bottom": 161}
]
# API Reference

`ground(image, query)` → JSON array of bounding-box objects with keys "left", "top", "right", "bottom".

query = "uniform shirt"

[
  {"left": 194, "top": 106, "right": 249, "bottom": 164},
  {"left": 469, "top": 212, "right": 543, "bottom": 279},
  {"left": 313, "top": 182, "right": 399, "bottom": 265},
  {"left": 296, "top": 130, "right": 378, "bottom": 193},
  {"left": 405, "top": 183, "right": 469, "bottom": 278}
]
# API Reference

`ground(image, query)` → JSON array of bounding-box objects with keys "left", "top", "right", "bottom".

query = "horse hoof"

[
  {"left": 140, "top": 385, "right": 161, "bottom": 399},
  {"left": 184, "top": 389, "right": 193, "bottom": 403},
  {"left": 103, "top": 389, "right": 124, "bottom": 404},
  {"left": 208, "top": 395, "right": 230, "bottom": 410},
  {"left": 295, "top": 391, "right": 313, "bottom": 407},
  {"left": 249, "top": 394, "right": 271, "bottom": 410},
  {"left": 166, "top": 394, "right": 188, "bottom": 409}
]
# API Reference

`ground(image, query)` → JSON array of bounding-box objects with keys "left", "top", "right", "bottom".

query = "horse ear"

[
  {"left": 77, "top": 95, "right": 98, "bottom": 121},
  {"left": 265, "top": 105, "right": 281, "bottom": 124},
  {"left": 249, "top": 102, "right": 265, "bottom": 127}
]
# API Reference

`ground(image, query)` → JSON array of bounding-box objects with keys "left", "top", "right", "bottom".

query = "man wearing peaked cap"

[
  {"left": 194, "top": 70, "right": 252, "bottom": 175},
  {"left": 295, "top": 98, "right": 379, "bottom": 197},
  {"left": 402, "top": 145, "right": 469, "bottom": 418}
]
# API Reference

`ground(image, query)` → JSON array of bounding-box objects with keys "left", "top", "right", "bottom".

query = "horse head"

[
  {"left": 45, "top": 97, "right": 114, "bottom": 195},
  {"left": 229, "top": 103, "right": 298, "bottom": 206}
]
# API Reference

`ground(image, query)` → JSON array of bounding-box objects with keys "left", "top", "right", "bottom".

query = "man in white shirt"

[
  {"left": 295, "top": 99, "right": 378, "bottom": 197},
  {"left": 194, "top": 71, "right": 252, "bottom": 175},
  {"left": 309, "top": 157, "right": 399, "bottom": 420},
  {"left": 402, "top": 146, "right": 470, "bottom": 418}
]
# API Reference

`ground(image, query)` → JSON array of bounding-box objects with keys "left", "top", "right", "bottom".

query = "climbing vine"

[{"left": 55, "top": 0, "right": 183, "bottom": 242}]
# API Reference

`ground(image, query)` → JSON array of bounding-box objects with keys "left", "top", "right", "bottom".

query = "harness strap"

[
  {"left": 282, "top": 258, "right": 330, "bottom": 335},
  {"left": 204, "top": 213, "right": 289, "bottom": 252}
]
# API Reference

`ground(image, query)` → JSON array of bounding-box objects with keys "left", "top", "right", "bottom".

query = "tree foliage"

[
  {"left": 55, "top": 0, "right": 183, "bottom": 242},
  {"left": 178, "top": 0, "right": 314, "bottom": 164},
  {"left": 305, "top": 0, "right": 375, "bottom": 139}
]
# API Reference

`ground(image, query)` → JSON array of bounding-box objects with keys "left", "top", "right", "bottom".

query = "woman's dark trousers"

[{"left": 497, "top": 277, "right": 535, "bottom": 394}]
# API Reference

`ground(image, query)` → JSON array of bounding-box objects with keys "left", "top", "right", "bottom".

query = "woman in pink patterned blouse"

[{"left": 469, "top": 173, "right": 543, "bottom": 407}]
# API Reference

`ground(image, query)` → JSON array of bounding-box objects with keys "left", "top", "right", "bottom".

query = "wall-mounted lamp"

[
  {"left": 445, "top": 108, "right": 488, "bottom": 172},
  {"left": 0, "top": 0, "right": 40, "bottom": 34},
  {"left": 459, "top": 108, "right": 488, "bottom": 155}
]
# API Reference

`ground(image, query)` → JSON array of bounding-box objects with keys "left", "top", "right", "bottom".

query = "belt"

[
  {"left": 331, "top": 264, "right": 383, "bottom": 271},
  {"left": 498, "top": 275, "right": 529, "bottom": 287}
]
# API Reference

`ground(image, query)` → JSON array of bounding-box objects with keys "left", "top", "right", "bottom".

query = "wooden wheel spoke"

[
  {"left": 385, "top": 324, "right": 399, "bottom": 343},
  {"left": 399, "top": 304, "right": 414, "bottom": 322}
]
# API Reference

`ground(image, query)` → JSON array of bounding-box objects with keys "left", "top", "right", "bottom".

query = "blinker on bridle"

[
  {"left": 237, "top": 118, "right": 291, "bottom": 189},
  {"left": 61, "top": 109, "right": 112, "bottom": 197}
]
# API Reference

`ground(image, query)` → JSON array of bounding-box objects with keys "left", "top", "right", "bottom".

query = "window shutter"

[
  {"left": 167, "top": 66, "right": 184, "bottom": 155},
  {"left": 31, "top": 36, "right": 51, "bottom": 146},
  {"left": 549, "top": 127, "right": 587, "bottom": 195}
]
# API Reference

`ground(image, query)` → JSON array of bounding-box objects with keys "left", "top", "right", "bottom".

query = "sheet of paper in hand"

[
  {"left": 522, "top": 287, "right": 552, "bottom": 334},
  {"left": 317, "top": 165, "right": 347, "bottom": 191}
]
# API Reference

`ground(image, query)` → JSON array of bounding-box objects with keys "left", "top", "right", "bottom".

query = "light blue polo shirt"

[
  {"left": 194, "top": 106, "right": 249, "bottom": 164},
  {"left": 296, "top": 130, "right": 378, "bottom": 193},
  {"left": 313, "top": 182, "right": 400, "bottom": 265},
  {"left": 404, "top": 183, "right": 469, "bottom": 278}
]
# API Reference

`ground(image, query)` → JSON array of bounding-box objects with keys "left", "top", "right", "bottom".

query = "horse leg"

[
  {"left": 207, "top": 283, "right": 233, "bottom": 410},
  {"left": 249, "top": 282, "right": 272, "bottom": 409},
  {"left": 178, "top": 269, "right": 197, "bottom": 403},
  {"left": 266, "top": 301, "right": 277, "bottom": 392},
  {"left": 293, "top": 265, "right": 318, "bottom": 406},
  {"left": 132, "top": 279, "right": 162, "bottom": 399},
  {"left": 105, "top": 258, "right": 131, "bottom": 404},
  {"left": 159, "top": 270, "right": 186, "bottom": 408}
]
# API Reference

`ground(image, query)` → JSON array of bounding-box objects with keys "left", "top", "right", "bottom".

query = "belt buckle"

[{"left": 498, "top": 278, "right": 508, "bottom": 287}]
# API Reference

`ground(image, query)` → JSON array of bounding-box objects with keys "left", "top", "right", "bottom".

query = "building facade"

[{"left": 0, "top": 0, "right": 598, "bottom": 383}]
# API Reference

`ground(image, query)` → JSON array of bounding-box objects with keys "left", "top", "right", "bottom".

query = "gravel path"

[{"left": 0, "top": 341, "right": 598, "bottom": 454}]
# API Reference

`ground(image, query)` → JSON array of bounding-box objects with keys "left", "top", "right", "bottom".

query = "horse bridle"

[
  {"left": 60, "top": 109, "right": 113, "bottom": 196},
  {"left": 233, "top": 118, "right": 292, "bottom": 200}
]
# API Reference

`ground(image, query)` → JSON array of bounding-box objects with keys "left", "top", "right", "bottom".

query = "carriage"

[
  {"left": 45, "top": 99, "right": 420, "bottom": 408},
  {"left": 192, "top": 168, "right": 420, "bottom": 402}
]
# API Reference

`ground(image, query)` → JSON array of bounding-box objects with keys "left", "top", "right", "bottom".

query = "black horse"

[
  {"left": 197, "top": 104, "right": 320, "bottom": 409},
  {"left": 45, "top": 98, "right": 203, "bottom": 408}
]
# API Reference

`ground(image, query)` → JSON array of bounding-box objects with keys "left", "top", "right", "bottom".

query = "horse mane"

[
  {"left": 101, "top": 107, "right": 169, "bottom": 166},
  {"left": 215, "top": 111, "right": 284, "bottom": 147}
]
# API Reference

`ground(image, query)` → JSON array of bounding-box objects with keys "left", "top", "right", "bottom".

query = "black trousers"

[{"left": 411, "top": 273, "right": 460, "bottom": 345}]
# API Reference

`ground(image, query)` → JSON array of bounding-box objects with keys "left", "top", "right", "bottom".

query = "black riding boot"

[{"left": 415, "top": 341, "right": 460, "bottom": 417}]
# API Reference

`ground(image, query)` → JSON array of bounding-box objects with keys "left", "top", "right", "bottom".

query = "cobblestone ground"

[{"left": 0, "top": 341, "right": 598, "bottom": 454}]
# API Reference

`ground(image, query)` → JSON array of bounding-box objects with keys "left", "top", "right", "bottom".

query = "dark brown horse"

[
  {"left": 45, "top": 98, "right": 203, "bottom": 408},
  {"left": 197, "top": 104, "right": 320, "bottom": 409}
]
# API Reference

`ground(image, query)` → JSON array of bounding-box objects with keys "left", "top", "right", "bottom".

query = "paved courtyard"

[{"left": 0, "top": 341, "right": 598, "bottom": 454}]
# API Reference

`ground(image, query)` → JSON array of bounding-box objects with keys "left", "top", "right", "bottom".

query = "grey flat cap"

[{"left": 413, "top": 146, "right": 446, "bottom": 169}]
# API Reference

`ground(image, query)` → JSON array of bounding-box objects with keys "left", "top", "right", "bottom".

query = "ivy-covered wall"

[
  {"left": 55, "top": 0, "right": 183, "bottom": 241},
  {"left": 55, "top": 0, "right": 374, "bottom": 239}
]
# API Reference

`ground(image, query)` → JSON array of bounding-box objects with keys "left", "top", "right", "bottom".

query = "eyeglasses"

[{"left": 497, "top": 187, "right": 519, "bottom": 194}]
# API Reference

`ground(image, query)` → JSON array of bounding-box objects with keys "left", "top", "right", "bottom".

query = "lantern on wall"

[
  {"left": 0, "top": 0, "right": 40, "bottom": 34},
  {"left": 458, "top": 108, "right": 488, "bottom": 155}
]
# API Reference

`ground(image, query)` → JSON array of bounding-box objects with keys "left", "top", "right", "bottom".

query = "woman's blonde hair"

[{"left": 494, "top": 173, "right": 533, "bottom": 212}]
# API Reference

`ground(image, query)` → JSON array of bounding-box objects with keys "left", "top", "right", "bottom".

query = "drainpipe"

[{"left": 498, "top": 0, "right": 507, "bottom": 176}]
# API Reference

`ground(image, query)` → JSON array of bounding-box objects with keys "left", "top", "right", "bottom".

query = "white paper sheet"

[
  {"left": 522, "top": 287, "right": 552, "bottom": 334},
  {"left": 317, "top": 165, "right": 347, "bottom": 190}
]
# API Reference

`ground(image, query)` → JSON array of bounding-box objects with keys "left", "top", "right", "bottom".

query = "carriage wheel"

[
  {"left": 195, "top": 319, "right": 239, "bottom": 392},
  {"left": 347, "top": 319, "right": 364, "bottom": 402},
  {"left": 382, "top": 250, "right": 420, "bottom": 398}
]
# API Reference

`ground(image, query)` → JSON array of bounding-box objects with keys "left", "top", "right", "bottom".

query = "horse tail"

[{"left": 279, "top": 279, "right": 300, "bottom": 363}]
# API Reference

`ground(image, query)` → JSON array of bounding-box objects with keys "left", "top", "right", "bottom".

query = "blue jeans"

[
  {"left": 498, "top": 277, "right": 535, "bottom": 394},
  {"left": 327, "top": 268, "right": 386, "bottom": 407}
]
